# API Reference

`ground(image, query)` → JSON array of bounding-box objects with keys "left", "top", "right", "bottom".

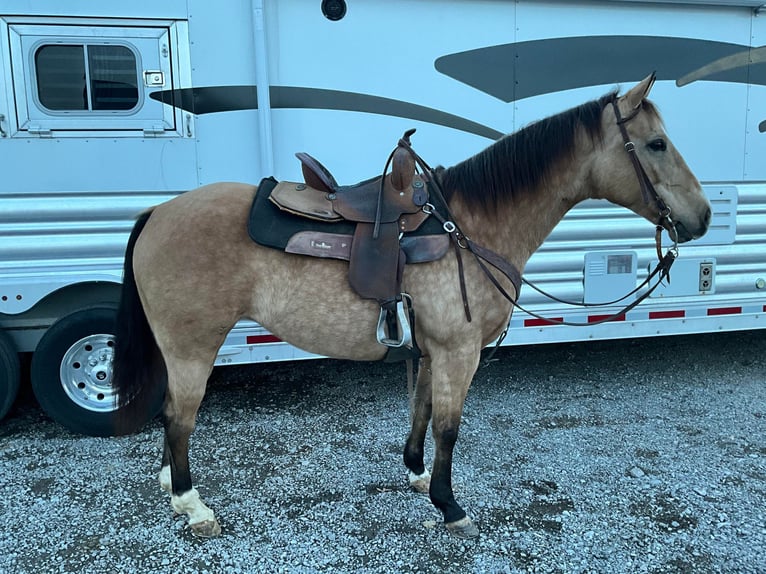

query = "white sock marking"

[
  {"left": 171, "top": 488, "right": 216, "bottom": 525},
  {"left": 158, "top": 465, "right": 172, "bottom": 493}
]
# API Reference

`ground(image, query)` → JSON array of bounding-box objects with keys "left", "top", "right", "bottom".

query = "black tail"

[{"left": 113, "top": 210, "right": 167, "bottom": 435}]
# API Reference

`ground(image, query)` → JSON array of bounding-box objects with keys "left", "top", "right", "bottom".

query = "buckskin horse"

[{"left": 112, "top": 75, "right": 711, "bottom": 538}]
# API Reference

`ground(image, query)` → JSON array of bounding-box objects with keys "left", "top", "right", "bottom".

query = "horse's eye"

[{"left": 648, "top": 138, "right": 667, "bottom": 152}]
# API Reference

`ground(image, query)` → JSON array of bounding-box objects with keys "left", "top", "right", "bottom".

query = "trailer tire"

[
  {"left": 31, "top": 307, "right": 162, "bottom": 437},
  {"left": 0, "top": 329, "right": 21, "bottom": 422}
]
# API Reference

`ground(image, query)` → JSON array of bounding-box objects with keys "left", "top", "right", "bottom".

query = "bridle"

[
  {"left": 475, "top": 95, "right": 683, "bottom": 356},
  {"left": 611, "top": 97, "right": 679, "bottom": 261}
]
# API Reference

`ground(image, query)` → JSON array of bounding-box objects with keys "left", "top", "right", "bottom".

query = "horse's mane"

[{"left": 438, "top": 90, "right": 658, "bottom": 212}]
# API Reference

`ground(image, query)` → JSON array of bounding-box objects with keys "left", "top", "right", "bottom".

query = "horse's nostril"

[{"left": 704, "top": 207, "right": 712, "bottom": 226}]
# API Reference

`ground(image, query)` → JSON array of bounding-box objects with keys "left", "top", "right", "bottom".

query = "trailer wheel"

[
  {"left": 0, "top": 329, "right": 21, "bottom": 422},
  {"left": 31, "top": 307, "right": 162, "bottom": 436}
]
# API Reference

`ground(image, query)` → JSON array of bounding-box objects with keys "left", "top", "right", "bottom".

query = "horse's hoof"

[
  {"left": 446, "top": 516, "right": 479, "bottom": 539},
  {"left": 408, "top": 470, "right": 431, "bottom": 494},
  {"left": 189, "top": 519, "right": 221, "bottom": 538}
]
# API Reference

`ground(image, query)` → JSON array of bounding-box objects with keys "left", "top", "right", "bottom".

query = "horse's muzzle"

[{"left": 674, "top": 206, "right": 711, "bottom": 243}]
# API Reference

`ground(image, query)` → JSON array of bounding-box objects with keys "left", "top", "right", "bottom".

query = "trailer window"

[
  {"left": 35, "top": 44, "right": 139, "bottom": 112},
  {"left": 9, "top": 22, "right": 178, "bottom": 135}
]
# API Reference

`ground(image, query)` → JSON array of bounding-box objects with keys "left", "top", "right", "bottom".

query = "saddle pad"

[
  {"left": 249, "top": 177, "right": 448, "bottom": 257},
  {"left": 249, "top": 177, "right": 356, "bottom": 250}
]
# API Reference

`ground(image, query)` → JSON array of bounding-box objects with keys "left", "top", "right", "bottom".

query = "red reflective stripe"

[
  {"left": 588, "top": 314, "right": 625, "bottom": 323},
  {"left": 246, "top": 334, "right": 282, "bottom": 344},
  {"left": 649, "top": 310, "right": 685, "bottom": 319},
  {"left": 707, "top": 307, "right": 742, "bottom": 316},
  {"left": 524, "top": 317, "right": 563, "bottom": 327}
]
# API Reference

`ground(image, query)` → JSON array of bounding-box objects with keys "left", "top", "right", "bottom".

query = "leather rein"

[
  {"left": 396, "top": 94, "right": 680, "bottom": 335},
  {"left": 512, "top": 98, "right": 681, "bottom": 328}
]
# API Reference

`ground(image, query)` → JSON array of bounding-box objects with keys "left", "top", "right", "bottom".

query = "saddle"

[{"left": 252, "top": 130, "right": 451, "bottom": 359}]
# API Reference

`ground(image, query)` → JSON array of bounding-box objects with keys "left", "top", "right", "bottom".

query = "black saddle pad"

[
  {"left": 248, "top": 177, "right": 355, "bottom": 249},
  {"left": 248, "top": 177, "right": 445, "bottom": 251}
]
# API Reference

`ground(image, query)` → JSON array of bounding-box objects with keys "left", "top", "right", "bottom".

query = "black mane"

[{"left": 439, "top": 91, "right": 622, "bottom": 212}]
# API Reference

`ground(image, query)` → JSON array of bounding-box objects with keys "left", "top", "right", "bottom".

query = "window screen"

[{"left": 35, "top": 44, "right": 139, "bottom": 112}]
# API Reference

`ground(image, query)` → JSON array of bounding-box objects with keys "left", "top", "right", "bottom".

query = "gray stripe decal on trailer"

[
  {"left": 150, "top": 36, "right": 766, "bottom": 136},
  {"left": 149, "top": 86, "right": 504, "bottom": 140},
  {"left": 435, "top": 36, "right": 766, "bottom": 102}
]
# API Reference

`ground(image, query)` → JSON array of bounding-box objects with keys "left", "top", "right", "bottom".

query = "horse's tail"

[{"left": 113, "top": 209, "right": 167, "bottom": 435}]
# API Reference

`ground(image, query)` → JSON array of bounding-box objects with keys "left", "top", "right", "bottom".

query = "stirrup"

[{"left": 376, "top": 297, "right": 413, "bottom": 348}]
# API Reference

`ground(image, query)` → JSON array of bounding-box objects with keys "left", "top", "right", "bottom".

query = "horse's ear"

[{"left": 621, "top": 72, "right": 657, "bottom": 111}]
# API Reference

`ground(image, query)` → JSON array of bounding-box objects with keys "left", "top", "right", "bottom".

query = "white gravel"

[{"left": 1, "top": 331, "right": 765, "bottom": 573}]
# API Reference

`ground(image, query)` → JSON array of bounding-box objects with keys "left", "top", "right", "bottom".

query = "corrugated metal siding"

[{"left": 0, "top": 191, "right": 178, "bottom": 313}]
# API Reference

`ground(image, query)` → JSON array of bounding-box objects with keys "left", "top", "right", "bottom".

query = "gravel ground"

[{"left": 1, "top": 331, "right": 765, "bottom": 574}]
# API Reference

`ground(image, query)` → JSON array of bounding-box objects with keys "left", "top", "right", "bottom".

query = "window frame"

[{"left": 6, "top": 22, "right": 178, "bottom": 136}]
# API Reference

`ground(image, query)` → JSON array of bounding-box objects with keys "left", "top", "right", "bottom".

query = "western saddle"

[{"left": 267, "top": 129, "right": 449, "bottom": 358}]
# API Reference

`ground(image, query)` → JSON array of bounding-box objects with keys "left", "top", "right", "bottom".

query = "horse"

[{"left": 112, "top": 74, "right": 711, "bottom": 539}]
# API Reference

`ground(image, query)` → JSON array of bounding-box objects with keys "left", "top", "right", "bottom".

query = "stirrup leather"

[{"left": 376, "top": 296, "right": 413, "bottom": 348}]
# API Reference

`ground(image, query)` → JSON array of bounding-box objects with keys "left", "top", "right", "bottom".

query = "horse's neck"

[{"left": 452, "top": 160, "right": 590, "bottom": 273}]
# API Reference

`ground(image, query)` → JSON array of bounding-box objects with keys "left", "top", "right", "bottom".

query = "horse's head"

[{"left": 594, "top": 74, "right": 711, "bottom": 243}]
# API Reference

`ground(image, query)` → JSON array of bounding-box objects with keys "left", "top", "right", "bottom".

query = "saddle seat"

[{"left": 271, "top": 148, "right": 429, "bottom": 230}]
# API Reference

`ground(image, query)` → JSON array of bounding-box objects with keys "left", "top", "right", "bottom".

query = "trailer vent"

[{"left": 583, "top": 251, "right": 638, "bottom": 304}]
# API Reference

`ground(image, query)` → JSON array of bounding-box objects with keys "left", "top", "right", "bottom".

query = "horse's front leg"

[
  {"left": 404, "top": 357, "right": 433, "bottom": 493},
  {"left": 428, "top": 346, "right": 481, "bottom": 538}
]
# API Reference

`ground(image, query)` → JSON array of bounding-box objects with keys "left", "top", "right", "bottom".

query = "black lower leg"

[
  {"left": 404, "top": 434, "right": 427, "bottom": 476},
  {"left": 403, "top": 365, "right": 432, "bottom": 475},
  {"left": 163, "top": 415, "right": 193, "bottom": 495},
  {"left": 404, "top": 403, "right": 430, "bottom": 474},
  {"left": 430, "top": 425, "right": 466, "bottom": 524},
  {"left": 161, "top": 437, "right": 171, "bottom": 469}
]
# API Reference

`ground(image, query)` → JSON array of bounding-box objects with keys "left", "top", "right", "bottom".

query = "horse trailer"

[{"left": 0, "top": 0, "right": 764, "bottom": 435}]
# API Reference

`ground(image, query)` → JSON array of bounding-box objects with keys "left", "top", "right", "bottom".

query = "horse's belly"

[{"left": 246, "top": 250, "right": 388, "bottom": 361}]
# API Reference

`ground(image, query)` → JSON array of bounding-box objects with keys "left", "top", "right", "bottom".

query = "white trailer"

[{"left": 1, "top": 0, "right": 764, "bottom": 435}]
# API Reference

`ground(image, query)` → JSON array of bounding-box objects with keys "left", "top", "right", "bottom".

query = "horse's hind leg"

[
  {"left": 404, "top": 357, "right": 433, "bottom": 493},
  {"left": 159, "top": 357, "right": 221, "bottom": 537}
]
